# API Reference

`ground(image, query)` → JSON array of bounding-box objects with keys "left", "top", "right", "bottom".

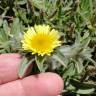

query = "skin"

[{"left": 0, "top": 53, "right": 63, "bottom": 96}]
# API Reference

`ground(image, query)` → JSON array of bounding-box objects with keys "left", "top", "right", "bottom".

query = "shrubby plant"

[{"left": 0, "top": 0, "right": 96, "bottom": 96}]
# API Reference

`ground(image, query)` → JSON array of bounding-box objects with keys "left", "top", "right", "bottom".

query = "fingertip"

[
  {"left": 21, "top": 72, "right": 64, "bottom": 96},
  {"left": 39, "top": 72, "right": 64, "bottom": 96}
]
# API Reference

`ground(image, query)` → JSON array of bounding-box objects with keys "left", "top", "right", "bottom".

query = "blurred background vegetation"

[{"left": 0, "top": 0, "right": 96, "bottom": 96}]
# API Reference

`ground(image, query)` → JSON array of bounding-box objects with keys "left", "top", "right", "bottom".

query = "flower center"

[{"left": 31, "top": 34, "right": 52, "bottom": 51}]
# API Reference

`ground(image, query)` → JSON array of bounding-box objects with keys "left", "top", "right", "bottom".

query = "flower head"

[{"left": 22, "top": 25, "right": 61, "bottom": 56}]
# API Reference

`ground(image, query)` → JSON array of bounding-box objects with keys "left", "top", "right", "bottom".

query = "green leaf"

[
  {"left": 35, "top": 55, "right": 45, "bottom": 72},
  {"left": 19, "top": 57, "right": 34, "bottom": 78},
  {"left": 18, "top": 9, "right": 28, "bottom": 24},
  {"left": 71, "top": 79, "right": 96, "bottom": 93},
  {"left": 0, "top": 18, "right": 3, "bottom": 27},
  {"left": 3, "top": 20, "right": 9, "bottom": 35},
  {"left": 52, "top": 54, "right": 64, "bottom": 65},
  {"left": 80, "top": 37, "right": 90, "bottom": 49},
  {"left": 75, "top": 58, "right": 84, "bottom": 74},
  {"left": 15, "top": 0, "right": 27, "bottom": 5},
  {"left": 63, "top": 63, "right": 76, "bottom": 78},
  {"left": 66, "top": 84, "right": 76, "bottom": 91},
  {"left": 32, "top": 0, "right": 46, "bottom": 10},
  {"left": 76, "top": 88, "right": 95, "bottom": 94},
  {"left": 11, "top": 18, "right": 21, "bottom": 36}
]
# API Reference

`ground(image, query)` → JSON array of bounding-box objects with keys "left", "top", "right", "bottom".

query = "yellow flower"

[{"left": 22, "top": 25, "right": 61, "bottom": 56}]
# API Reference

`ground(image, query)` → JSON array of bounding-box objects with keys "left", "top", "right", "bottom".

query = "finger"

[
  {"left": 0, "top": 53, "right": 21, "bottom": 84},
  {"left": 0, "top": 72, "right": 64, "bottom": 96}
]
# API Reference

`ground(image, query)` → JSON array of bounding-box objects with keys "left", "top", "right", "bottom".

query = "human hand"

[{"left": 0, "top": 53, "right": 63, "bottom": 96}]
